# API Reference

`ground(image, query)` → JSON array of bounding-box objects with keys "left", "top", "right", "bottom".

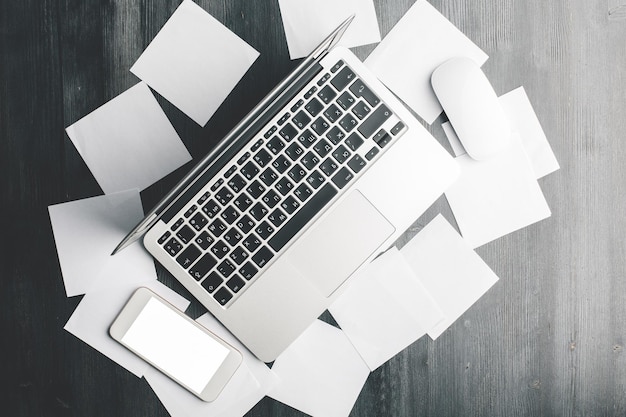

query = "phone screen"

[{"left": 121, "top": 297, "right": 230, "bottom": 393}]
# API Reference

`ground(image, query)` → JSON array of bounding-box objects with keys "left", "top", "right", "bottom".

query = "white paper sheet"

[
  {"left": 268, "top": 320, "right": 370, "bottom": 417},
  {"left": 442, "top": 87, "right": 560, "bottom": 179},
  {"left": 444, "top": 134, "right": 552, "bottom": 249},
  {"left": 277, "top": 0, "right": 380, "bottom": 59},
  {"left": 499, "top": 87, "right": 560, "bottom": 178},
  {"left": 400, "top": 215, "right": 499, "bottom": 339},
  {"left": 64, "top": 280, "right": 190, "bottom": 377},
  {"left": 329, "top": 247, "right": 444, "bottom": 370},
  {"left": 48, "top": 190, "right": 156, "bottom": 297},
  {"left": 364, "top": 0, "right": 488, "bottom": 124},
  {"left": 65, "top": 82, "right": 192, "bottom": 194},
  {"left": 130, "top": 0, "right": 259, "bottom": 126},
  {"left": 145, "top": 312, "right": 276, "bottom": 417}
]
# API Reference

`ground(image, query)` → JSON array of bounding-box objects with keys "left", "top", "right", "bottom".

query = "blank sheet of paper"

[
  {"left": 64, "top": 280, "right": 189, "bottom": 377},
  {"left": 268, "top": 320, "right": 370, "bottom": 417},
  {"left": 400, "top": 215, "right": 499, "bottom": 339},
  {"left": 329, "top": 247, "right": 444, "bottom": 370},
  {"left": 277, "top": 0, "right": 380, "bottom": 59},
  {"left": 364, "top": 0, "right": 488, "bottom": 124},
  {"left": 145, "top": 313, "right": 276, "bottom": 417},
  {"left": 48, "top": 189, "right": 156, "bottom": 297},
  {"left": 442, "top": 87, "right": 560, "bottom": 179},
  {"left": 65, "top": 82, "right": 191, "bottom": 194},
  {"left": 130, "top": 0, "right": 259, "bottom": 126},
  {"left": 445, "top": 134, "right": 552, "bottom": 249}
]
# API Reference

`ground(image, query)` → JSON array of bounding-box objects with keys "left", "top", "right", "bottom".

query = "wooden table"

[{"left": 2, "top": 0, "right": 625, "bottom": 415}]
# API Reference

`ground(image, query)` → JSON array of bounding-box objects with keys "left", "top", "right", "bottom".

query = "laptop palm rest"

[{"left": 286, "top": 190, "right": 394, "bottom": 297}]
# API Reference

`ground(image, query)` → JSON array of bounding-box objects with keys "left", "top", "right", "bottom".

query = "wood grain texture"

[{"left": 1, "top": 0, "right": 625, "bottom": 415}]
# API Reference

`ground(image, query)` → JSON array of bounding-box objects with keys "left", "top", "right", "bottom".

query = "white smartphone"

[{"left": 110, "top": 287, "right": 242, "bottom": 401}]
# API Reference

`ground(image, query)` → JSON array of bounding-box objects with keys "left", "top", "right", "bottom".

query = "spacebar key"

[{"left": 268, "top": 183, "right": 337, "bottom": 252}]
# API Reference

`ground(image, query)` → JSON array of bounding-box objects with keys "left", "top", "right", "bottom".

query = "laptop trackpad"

[{"left": 287, "top": 190, "right": 394, "bottom": 297}]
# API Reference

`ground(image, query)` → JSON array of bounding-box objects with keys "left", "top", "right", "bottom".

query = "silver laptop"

[{"left": 113, "top": 17, "right": 459, "bottom": 361}]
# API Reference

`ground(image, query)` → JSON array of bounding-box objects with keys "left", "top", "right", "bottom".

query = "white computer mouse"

[{"left": 431, "top": 57, "right": 511, "bottom": 160}]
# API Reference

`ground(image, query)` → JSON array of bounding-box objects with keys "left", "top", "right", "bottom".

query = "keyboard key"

[
  {"left": 224, "top": 165, "right": 237, "bottom": 178},
  {"left": 317, "top": 72, "right": 331, "bottom": 86},
  {"left": 176, "top": 244, "right": 201, "bottom": 269},
  {"left": 349, "top": 79, "right": 380, "bottom": 106},
  {"left": 255, "top": 221, "right": 275, "bottom": 240},
  {"left": 239, "top": 262, "right": 258, "bottom": 280},
  {"left": 202, "top": 199, "right": 220, "bottom": 218},
  {"left": 223, "top": 228, "right": 243, "bottom": 246},
  {"left": 211, "top": 240, "right": 230, "bottom": 259},
  {"left": 310, "top": 117, "right": 330, "bottom": 135},
  {"left": 220, "top": 205, "right": 240, "bottom": 224},
  {"left": 297, "top": 129, "right": 317, "bottom": 148},
  {"left": 290, "top": 99, "right": 304, "bottom": 112},
  {"left": 324, "top": 104, "right": 343, "bottom": 123},
  {"left": 267, "top": 136, "right": 285, "bottom": 154},
  {"left": 158, "top": 231, "right": 171, "bottom": 244},
  {"left": 201, "top": 271, "right": 222, "bottom": 292},
  {"left": 189, "top": 212, "right": 208, "bottom": 231},
  {"left": 272, "top": 155, "right": 291, "bottom": 173},
  {"left": 264, "top": 126, "right": 277, "bottom": 139},
  {"left": 164, "top": 237, "right": 183, "bottom": 256},
  {"left": 194, "top": 231, "right": 214, "bottom": 250},
  {"left": 277, "top": 112, "right": 290, "bottom": 126},
  {"left": 320, "top": 158, "right": 339, "bottom": 176},
  {"left": 294, "top": 183, "right": 313, "bottom": 201},
  {"left": 213, "top": 287, "right": 232, "bottom": 305},
  {"left": 332, "top": 145, "right": 351, "bottom": 164},
  {"left": 183, "top": 205, "right": 198, "bottom": 218},
  {"left": 373, "top": 129, "right": 393, "bottom": 148},
  {"left": 313, "top": 138, "right": 333, "bottom": 158},
  {"left": 252, "top": 246, "right": 274, "bottom": 268},
  {"left": 304, "top": 86, "right": 317, "bottom": 99},
  {"left": 236, "top": 214, "right": 255, "bottom": 234},
  {"left": 317, "top": 85, "right": 337, "bottom": 104},
  {"left": 351, "top": 100, "right": 371, "bottom": 119},
  {"left": 330, "top": 60, "right": 344, "bottom": 73},
  {"left": 208, "top": 219, "right": 227, "bottom": 237},
  {"left": 233, "top": 193, "right": 252, "bottom": 211},
  {"left": 242, "top": 234, "right": 261, "bottom": 252},
  {"left": 259, "top": 167, "right": 278, "bottom": 186},
  {"left": 268, "top": 208, "right": 287, "bottom": 227},
  {"left": 326, "top": 126, "right": 346, "bottom": 145},
  {"left": 210, "top": 179, "right": 224, "bottom": 192},
  {"left": 336, "top": 91, "right": 356, "bottom": 110},
  {"left": 275, "top": 177, "right": 294, "bottom": 195},
  {"left": 215, "top": 186, "right": 234, "bottom": 205},
  {"left": 237, "top": 152, "right": 251, "bottom": 165},
  {"left": 347, "top": 154, "right": 367, "bottom": 173},
  {"left": 226, "top": 275, "right": 245, "bottom": 293},
  {"left": 285, "top": 142, "right": 304, "bottom": 160},
  {"left": 217, "top": 259, "right": 236, "bottom": 278},
  {"left": 305, "top": 98, "right": 324, "bottom": 117},
  {"left": 197, "top": 191, "right": 211, "bottom": 205},
  {"left": 176, "top": 225, "right": 195, "bottom": 244},
  {"left": 391, "top": 121, "right": 406, "bottom": 135},
  {"left": 249, "top": 202, "right": 269, "bottom": 221},
  {"left": 254, "top": 149, "right": 273, "bottom": 168},
  {"left": 292, "top": 110, "right": 311, "bottom": 129},
  {"left": 288, "top": 164, "right": 307, "bottom": 182},
  {"left": 306, "top": 170, "right": 325, "bottom": 189},
  {"left": 281, "top": 196, "right": 300, "bottom": 214},
  {"left": 301, "top": 151, "right": 320, "bottom": 170},
  {"left": 171, "top": 217, "right": 184, "bottom": 231},
  {"left": 246, "top": 180, "right": 265, "bottom": 198},
  {"left": 279, "top": 123, "right": 298, "bottom": 141},
  {"left": 189, "top": 254, "right": 217, "bottom": 281},
  {"left": 229, "top": 247, "right": 249, "bottom": 265},
  {"left": 339, "top": 113, "right": 358, "bottom": 133},
  {"left": 251, "top": 138, "right": 264, "bottom": 152},
  {"left": 331, "top": 167, "right": 355, "bottom": 189},
  {"left": 358, "top": 105, "right": 392, "bottom": 139},
  {"left": 268, "top": 183, "right": 337, "bottom": 252},
  {"left": 345, "top": 133, "right": 364, "bottom": 151},
  {"left": 241, "top": 161, "right": 260, "bottom": 180},
  {"left": 331, "top": 66, "right": 356, "bottom": 91},
  {"left": 365, "top": 146, "right": 380, "bottom": 160},
  {"left": 262, "top": 190, "right": 281, "bottom": 208},
  {"left": 227, "top": 174, "right": 246, "bottom": 193}
]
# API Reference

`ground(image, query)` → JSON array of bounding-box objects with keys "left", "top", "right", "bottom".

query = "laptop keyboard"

[{"left": 158, "top": 60, "right": 407, "bottom": 307}]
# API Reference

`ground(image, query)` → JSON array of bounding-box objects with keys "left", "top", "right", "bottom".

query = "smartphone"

[{"left": 110, "top": 287, "right": 242, "bottom": 401}]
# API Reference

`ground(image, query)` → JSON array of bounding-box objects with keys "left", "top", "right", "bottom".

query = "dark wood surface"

[{"left": 3, "top": 0, "right": 626, "bottom": 416}]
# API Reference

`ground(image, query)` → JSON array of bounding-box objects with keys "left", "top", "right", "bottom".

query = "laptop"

[{"left": 113, "top": 16, "right": 459, "bottom": 362}]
